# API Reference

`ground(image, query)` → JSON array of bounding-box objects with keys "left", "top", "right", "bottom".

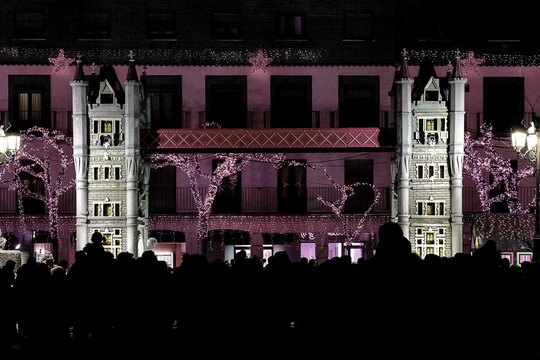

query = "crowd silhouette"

[{"left": 1, "top": 222, "right": 540, "bottom": 358}]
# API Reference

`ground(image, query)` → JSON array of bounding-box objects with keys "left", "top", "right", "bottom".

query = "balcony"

[
  {"left": 1, "top": 110, "right": 73, "bottom": 135},
  {"left": 141, "top": 127, "right": 382, "bottom": 151}
]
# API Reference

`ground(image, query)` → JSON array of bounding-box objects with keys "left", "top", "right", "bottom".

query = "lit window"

[
  {"left": 426, "top": 233, "right": 434, "bottom": 244},
  {"left": 103, "top": 204, "right": 112, "bottom": 216},
  {"left": 426, "top": 119, "right": 436, "bottom": 131},
  {"left": 101, "top": 121, "right": 113, "bottom": 133}
]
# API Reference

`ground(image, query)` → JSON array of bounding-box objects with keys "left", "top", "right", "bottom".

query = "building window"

[
  {"left": 417, "top": 202, "right": 423, "bottom": 215},
  {"left": 344, "top": 159, "right": 374, "bottom": 213},
  {"left": 212, "top": 159, "right": 242, "bottom": 214},
  {"left": 9, "top": 75, "right": 51, "bottom": 131},
  {"left": 338, "top": 76, "right": 380, "bottom": 127},
  {"left": 484, "top": 77, "right": 524, "bottom": 136},
  {"left": 79, "top": 11, "right": 111, "bottom": 39},
  {"left": 205, "top": 76, "right": 247, "bottom": 128},
  {"left": 271, "top": 76, "right": 312, "bottom": 128},
  {"left": 426, "top": 203, "right": 435, "bottom": 215},
  {"left": 425, "top": 119, "right": 436, "bottom": 131},
  {"left": 14, "top": 10, "right": 45, "bottom": 39},
  {"left": 146, "top": 11, "right": 176, "bottom": 39},
  {"left": 145, "top": 76, "right": 183, "bottom": 129},
  {"left": 101, "top": 121, "right": 113, "bottom": 133},
  {"left": 114, "top": 167, "right": 121, "bottom": 180},
  {"left": 211, "top": 12, "right": 241, "bottom": 40},
  {"left": 439, "top": 203, "right": 445, "bottom": 216},
  {"left": 93, "top": 167, "right": 99, "bottom": 180},
  {"left": 276, "top": 13, "right": 305, "bottom": 39},
  {"left": 278, "top": 161, "right": 307, "bottom": 213},
  {"left": 439, "top": 165, "right": 445, "bottom": 179},
  {"left": 344, "top": 12, "right": 373, "bottom": 40},
  {"left": 428, "top": 166, "right": 434, "bottom": 178},
  {"left": 417, "top": 165, "right": 423, "bottom": 179},
  {"left": 149, "top": 166, "right": 176, "bottom": 214}
]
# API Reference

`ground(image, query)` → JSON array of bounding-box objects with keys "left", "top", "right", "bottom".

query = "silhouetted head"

[
  {"left": 378, "top": 221, "right": 404, "bottom": 242},
  {"left": 91, "top": 231, "right": 104, "bottom": 244}
]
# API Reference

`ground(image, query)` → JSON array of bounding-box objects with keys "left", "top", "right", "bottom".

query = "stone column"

[
  {"left": 394, "top": 77, "right": 414, "bottom": 239},
  {"left": 448, "top": 63, "right": 467, "bottom": 256},
  {"left": 70, "top": 63, "right": 89, "bottom": 252},
  {"left": 124, "top": 61, "right": 142, "bottom": 257}
]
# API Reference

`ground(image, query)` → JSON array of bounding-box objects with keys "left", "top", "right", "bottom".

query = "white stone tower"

[
  {"left": 70, "top": 56, "right": 148, "bottom": 257},
  {"left": 392, "top": 50, "right": 466, "bottom": 258}
]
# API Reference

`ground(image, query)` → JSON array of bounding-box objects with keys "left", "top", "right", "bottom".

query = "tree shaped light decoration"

[
  {"left": 48, "top": 49, "right": 75, "bottom": 74},
  {"left": 248, "top": 49, "right": 272, "bottom": 73},
  {"left": 464, "top": 123, "right": 534, "bottom": 214},
  {"left": 149, "top": 152, "right": 286, "bottom": 248},
  {"left": 312, "top": 163, "right": 380, "bottom": 248},
  {"left": 0, "top": 127, "right": 75, "bottom": 241}
]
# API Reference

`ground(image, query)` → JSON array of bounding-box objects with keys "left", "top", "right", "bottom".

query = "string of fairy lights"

[
  {"left": 0, "top": 127, "right": 75, "bottom": 242},
  {"left": 5, "top": 46, "right": 540, "bottom": 68}
]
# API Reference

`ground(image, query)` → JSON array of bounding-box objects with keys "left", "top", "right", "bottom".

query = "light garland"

[
  {"left": 464, "top": 123, "right": 534, "bottom": 214},
  {"left": 0, "top": 47, "right": 325, "bottom": 66},
  {"left": 0, "top": 127, "right": 74, "bottom": 242},
  {"left": 148, "top": 152, "right": 381, "bottom": 252}
]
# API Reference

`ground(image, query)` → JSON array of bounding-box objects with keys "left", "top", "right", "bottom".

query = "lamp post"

[
  {"left": 0, "top": 123, "right": 21, "bottom": 165},
  {"left": 512, "top": 121, "right": 540, "bottom": 261}
]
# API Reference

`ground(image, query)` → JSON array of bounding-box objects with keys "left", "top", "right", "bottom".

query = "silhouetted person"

[
  {"left": 0, "top": 260, "right": 17, "bottom": 352},
  {"left": 374, "top": 221, "right": 411, "bottom": 262}
]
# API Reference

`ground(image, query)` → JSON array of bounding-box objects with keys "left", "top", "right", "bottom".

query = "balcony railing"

[
  {"left": 167, "top": 186, "right": 391, "bottom": 214},
  {"left": 1, "top": 110, "right": 73, "bottom": 135},
  {"left": 2, "top": 185, "right": 535, "bottom": 216},
  {"left": 141, "top": 127, "right": 381, "bottom": 150}
]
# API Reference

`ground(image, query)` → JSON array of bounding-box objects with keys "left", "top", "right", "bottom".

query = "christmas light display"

[
  {"left": 0, "top": 127, "right": 74, "bottom": 242},
  {"left": 248, "top": 49, "right": 272, "bottom": 73},
  {"left": 0, "top": 47, "right": 324, "bottom": 66},
  {"left": 149, "top": 152, "right": 286, "bottom": 248},
  {"left": 459, "top": 51, "right": 485, "bottom": 75},
  {"left": 48, "top": 49, "right": 75, "bottom": 74},
  {"left": 464, "top": 123, "right": 534, "bottom": 213}
]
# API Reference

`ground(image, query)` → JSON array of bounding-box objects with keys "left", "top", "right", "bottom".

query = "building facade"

[{"left": 0, "top": 0, "right": 538, "bottom": 266}]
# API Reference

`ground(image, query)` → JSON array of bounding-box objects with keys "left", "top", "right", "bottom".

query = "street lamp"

[
  {"left": 0, "top": 123, "right": 21, "bottom": 165},
  {"left": 512, "top": 121, "right": 540, "bottom": 261}
]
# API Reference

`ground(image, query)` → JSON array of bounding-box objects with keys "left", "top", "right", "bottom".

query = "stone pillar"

[
  {"left": 70, "top": 61, "right": 89, "bottom": 252},
  {"left": 448, "top": 57, "right": 467, "bottom": 256},
  {"left": 394, "top": 75, "right": 414, "bottom": 239},
  {"left": 124, "top": 60, "right": 142, "bottom": 257}
]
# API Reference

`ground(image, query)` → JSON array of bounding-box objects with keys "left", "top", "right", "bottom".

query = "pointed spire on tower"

[
  {"left": 126, "top": 50, "right": 139, "bottom": 82},
  {"left": 452, "top": 49, "right": 464, "bottom": 79},
  {"left": 399, "top": 48, "right": 410, "bottom": 79},
  {"left": 73, "top": 55, "right": 85, "bottom": 81}
]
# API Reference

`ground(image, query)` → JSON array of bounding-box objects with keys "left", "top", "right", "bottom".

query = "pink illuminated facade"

[{"left": 0, "top": 0, "right": 538, "bottom": 266}]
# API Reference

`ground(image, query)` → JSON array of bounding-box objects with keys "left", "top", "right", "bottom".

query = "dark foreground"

[{"left": 1, "top": 240, "right": 540, "bottom": 359}]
